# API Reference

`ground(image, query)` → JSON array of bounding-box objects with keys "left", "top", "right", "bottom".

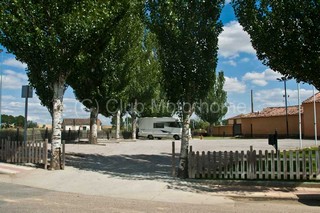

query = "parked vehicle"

[{"left": 138, "top": 117, "right": 183, "bottom": 140}]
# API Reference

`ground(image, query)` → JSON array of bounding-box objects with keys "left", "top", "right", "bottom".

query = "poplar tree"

[{"left": 147, "top": 0, "right": 224, "bottom": 178}]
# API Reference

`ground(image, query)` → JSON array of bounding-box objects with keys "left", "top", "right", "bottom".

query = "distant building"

[
  {"left": 226, "top": 106, "right": 300, "bottom": 138},
  {"left": 212, "top": 92, "right": 320, "bottom": 138},
  {"left": 37, "top": 124, "right": 52, "bottom": 129},
  {"left": 62, "top": 118, "right": 102, "bottom": 131}
]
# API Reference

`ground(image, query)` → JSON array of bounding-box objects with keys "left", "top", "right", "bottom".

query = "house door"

[{"left": 233, "top": 124, "right": 242, "bottom": 136}]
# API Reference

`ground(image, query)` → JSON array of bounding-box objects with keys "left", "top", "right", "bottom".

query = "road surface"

[{"left": 0, "top": 182, "right": 319, "bottom": 213}]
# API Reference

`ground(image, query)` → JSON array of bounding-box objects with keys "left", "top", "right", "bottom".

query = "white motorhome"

[{"left": 138, "top": 117, "right": 183, "bottom": 140}]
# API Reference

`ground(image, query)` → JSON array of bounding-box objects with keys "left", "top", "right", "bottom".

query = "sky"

[{"left": 0, "top": 1, "right": 316, "bottom": 126}]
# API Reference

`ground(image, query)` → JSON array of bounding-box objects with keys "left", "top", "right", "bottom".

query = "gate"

[
  {"left": 0, "top": 138, "right": 48, "bottom": 169},
  {"left": 233, "top": 124, "right": 242, "bottom": 136}
]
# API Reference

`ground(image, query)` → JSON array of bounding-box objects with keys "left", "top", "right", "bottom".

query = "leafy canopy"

[
  {"left": 69, "top": 1, "right": 143, "bottom": 117},
  {"left": 146, "top": 0, "right": 224, "bottom": 104},
  {"left": 232, "top": 0, "right": 320, "bottom": 88},
  {"left": 0, "top": 0, "right": 130, "bottom": 113},
  {"left": 195, "top": 71, "right": 228, "bottom": 126}
]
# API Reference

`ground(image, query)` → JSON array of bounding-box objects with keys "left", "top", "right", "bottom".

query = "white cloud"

[
  {"left": 2, "top": 95, "right": 16, "bottom": 101},
  {"left": 254, "top": 88, "right": 284, "bottom": 108},
  {"left": 224, "top": 76, "right": 246, "bottom": 93},
  {"left": 251, "top": 79, "right": 268, "bottom": 87},
  {"left": 2, "top": 69, "right": 28, "bottom": 89},
  {"left": 2, "top": 58, "right": 27, "bottom": 69},
  {"left": 243, "top": 69, "right": 283, "bottom": 87},
  {"left": 253, "top": 88, "right": 316, "bottom": 110},
  {"left": 1, "top": 86, "right": 111, "bottom": 125},
  {"left": 218, "top": 21, "right": 256, "bottom": 58},
  {"left": 240, "top": 58, "right": 250, "bottom": 63},
  {"left": 225, "top": 0, "right": 231, "bottom": 4},
  {"left": 223, "top": 60, "right": 237, "bottom": 67}
]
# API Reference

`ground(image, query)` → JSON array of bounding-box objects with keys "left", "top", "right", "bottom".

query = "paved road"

[
  {"left": 0, "top": 182, "right": 319, "bottom": 213},
  {"left": 0, "top": 139, "right": 319, "bottom": 212}
]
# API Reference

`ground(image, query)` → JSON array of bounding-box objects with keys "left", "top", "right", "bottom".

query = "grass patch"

[{"left": 192, "top": 136, "right": 234, "bottom": 140}]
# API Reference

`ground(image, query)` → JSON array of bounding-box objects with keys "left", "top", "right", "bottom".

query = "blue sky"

[{"left": 0, "top": 1, "right": 316, "bottom": 125}]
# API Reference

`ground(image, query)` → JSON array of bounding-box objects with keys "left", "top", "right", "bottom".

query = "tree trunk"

[
  {"left": 131, "top": 99, "right": 137, "bottom": 141},
  {"left": 177, "top": 103, "right": 193, "bottom": 178},
  {"left": 89, "top": 108, "right": 98, "bottom": 144},
  {"left": 209, "top": 124, "right": 213, "bottom": 136},
  {"left": 116, "top": 109, "right": 121, "bottom": 140},
  {"left": 51, "top": 80, "right": 65, "bottom": 170}
]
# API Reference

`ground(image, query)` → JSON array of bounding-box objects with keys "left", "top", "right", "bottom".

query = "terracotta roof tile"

[
  {"left": 232, "top": 106, "right": 302, "bottom": 119},
  {"left": 302, "top": 92, "right": 320, "bottom": 104}
]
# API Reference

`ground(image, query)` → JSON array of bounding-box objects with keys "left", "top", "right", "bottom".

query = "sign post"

[{"left": 22, "top": 85, "right": 33, "bottom": 143}]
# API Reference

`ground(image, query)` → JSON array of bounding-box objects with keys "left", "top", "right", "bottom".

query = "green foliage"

[
  {"left": 69, "top": 1, "right": 144, "bottom": 117},
  {"left": 190, "top": 119, "right": 210, "bottom": 130},
  {"left": 140, "top": 98, "right": 176, "bottom": 117},
  {"left": 27, "top": 120, "right": 38, "bottom": 128},
  {"left": 111, "top": 115, "right": 124, "bottom": 129},
  {"left": 232, "top": 0, "right": 320, "bottom": 88},
  {"left": 195, "top": 71, "right": 228, "bottom": 125},
  {"left": 1, "top": 114, "right": 24, "bottom": 127},
  {"left": 1, "top": 114, "right": 37, "bottom": 128},
  {"left": 124, "top": 31, "right": 163, "bottom": 116},
  {"left": 0, "top": 0, "right": 130, "bottom": 113},
  {"left": 146, "top": 0, "right": 224, "bottom": 103}
]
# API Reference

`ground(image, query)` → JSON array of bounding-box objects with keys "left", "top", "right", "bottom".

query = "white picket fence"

[
  {"left": 0, "top": 138, "right": 48, "bottom": 169},
  {"left": 187, "top": 146, "right": 320, "bottom": 180}
]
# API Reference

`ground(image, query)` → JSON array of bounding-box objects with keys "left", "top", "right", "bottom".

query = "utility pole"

[
  {"left": 22, "top": 85, "right": 33, "bottom": 143},
  {"left": 298, "top": 83, "right": 302, "bottom": 148},
  {"left": 251, "top": 89, "right": 254, "bottom": 113},
  {"left": 277, "top": 77, "right": 291, "bottom": 138},
  {"left": 0, "top": 49, "right": 3, "bottom": 130},
  {"left": 313, "top": 86, "right": 318, "bottom": 146}
]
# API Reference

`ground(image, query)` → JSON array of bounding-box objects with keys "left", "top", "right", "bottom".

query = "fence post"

[
  {"left": 249, "top": 146, "right": 253, "bottom": 179},
  {"left": 0, "top": 139, "right": 3, "bottom": 161},
  {"left": 44, "top": 139, "right": 48, "bottom": 169},
  {"left": 32, "top": 127, "right": 35, "bottom": 142},
  {"left": 78, "top": 127, "right": 80, "bottom": 143},
  {"left": 62, "top": 140, "right": 65, "bottom": 170},
  {"left": 16, "top": 128, "right": 20, "bottom": 143},
  {"left": 6, "top": 137, "right": 10, "bottom": 163},
  {"left": 317, "top": 146, "right": 320, "bottom": 179},
  {"left": 68, "top": 128, "right": 71, "bottom": 143},
  {"left": 172, "top": 141, "right": 175, "bottom": 177},
  {"left": 45, "top": 127, "right": 48, "bottom": 139}
]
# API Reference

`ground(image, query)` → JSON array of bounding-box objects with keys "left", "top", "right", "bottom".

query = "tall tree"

[
  {"left": 195, "top": 71, "right": 228, "bottom": 135},
  {"left": 147, "top": 0, "right": 224, "bottom": 178},
  {"left": 124, "top": 31, "right": 163, "bottom": 140},
  {"left": 0, "top": 0, "right": 129, "bottom": 169},
  {"left": 232, "top": 0, "right": 320, "bottom": 88},
  {"left": 69, "top": 1, "right": 143, "bottom": 144}
]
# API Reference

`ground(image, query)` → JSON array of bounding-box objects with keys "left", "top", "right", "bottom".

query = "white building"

[{"left": 62, "top": 118, "right": 102, "bottom": 131}]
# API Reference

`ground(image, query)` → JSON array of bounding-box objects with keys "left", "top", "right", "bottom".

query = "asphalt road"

[{"left": 0, "top": 182, "right": 319, "bottom": 213}]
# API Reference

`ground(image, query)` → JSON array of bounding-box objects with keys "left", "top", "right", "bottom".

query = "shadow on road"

[
  {"left": 297, "top": 194, "right": 320, "bottom": 206},
  {"left": 66, "top": 152, "right": 176, "bottom": 181},
  {"left": 65, "top": 152, "right": 302, "bottom": 195}
]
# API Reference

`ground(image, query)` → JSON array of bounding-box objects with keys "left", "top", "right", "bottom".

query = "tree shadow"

[
  {"left": 65, "top": 152, "right": 302, "bottom": 196},
  {"left": 167, "top": 179, "right": 298, "bottom": 195},
  {"left": 297, "top": 194, "right": 320, "bottom": 206},
  {"left": 65, "top": 152, "right": 176, "bottom": 181}
]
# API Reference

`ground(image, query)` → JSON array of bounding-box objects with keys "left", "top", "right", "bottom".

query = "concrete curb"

[
  {"left": 186, "top": 179, "right": 320, "bottom": 188},
  {"left": 0, "top": 163, "right": 34, "bottom": 174}
]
